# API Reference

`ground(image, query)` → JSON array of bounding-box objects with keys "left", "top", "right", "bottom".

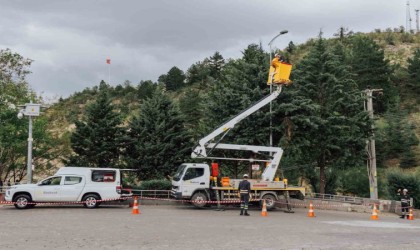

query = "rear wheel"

[
  {"left": 14, "top": 194, "right": 32, "bottom": 209},
  {"left": 191, "top": 192, "right": 208, "bottom": 208},
  {"left": 262, "top": 194, "right": 277, "bottom": 210},
  {"left": 83, "top": 194, "right": 101, "bottom": 209}
]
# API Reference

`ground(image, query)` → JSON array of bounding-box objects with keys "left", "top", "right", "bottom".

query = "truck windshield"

[{"left": 173, "top": 165, "right": 187, "bottom": 181}]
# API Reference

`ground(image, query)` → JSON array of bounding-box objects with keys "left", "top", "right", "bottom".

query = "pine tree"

[
  {"left": 208, "top": 51, "right": 225, "bottom": 79},
  {"left": 137, "top": 80, "right": 156, "bottom": 100},
  {"left": 185, "top": 61, "right": 211, "bottom": 89},
  {"left": 348, "top": 35, "right": 396, "bottom": 112},
  {"left": 158, "top": 66, "right": 186, "bottom": 91},
  {"left": 407, "top": 48, "right": 420, "bottom": 95},
  {"left": 68, "top": 83, "right": 125, "bottom": 167},
  {"left": 126, "top": 89, "right": 191, "bottom": 179},
  {"left": 285, "top": 36, "right": 371, "bottom": 194},
  {"left": 179, "top": 88, "right": 203, "bottom": 140}
]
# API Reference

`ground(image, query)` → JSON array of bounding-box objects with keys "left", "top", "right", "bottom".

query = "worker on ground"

[
  {"left": 238, "top": 174, "right": 251, "bottom": 216},
  {"left": 397, "top": 188, "right": 411, "bottom": 219}
]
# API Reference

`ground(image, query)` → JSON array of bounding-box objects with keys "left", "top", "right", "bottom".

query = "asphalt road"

[{"left": 1, "top": 204, "right": 419, "bottom": 250}]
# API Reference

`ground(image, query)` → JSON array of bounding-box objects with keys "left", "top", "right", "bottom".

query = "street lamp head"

[
  {"left": 17, "top": 111, "right": 24, "bottom": 119},
  {"left": 279, "top": 30, "right": 288, "bottom": 35}
]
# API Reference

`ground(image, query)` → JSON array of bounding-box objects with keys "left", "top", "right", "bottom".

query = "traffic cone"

[
  {"left": 261, "top": 199, "right": 268, "bottom": 217},
  {"left": 408, "top": 208, "right": 414, "bottom": 220},
  {"left": 132, "top": 196, "right": 140, "bottom": 215},
  {"left": 370, "top": 204, "right": 379, "bottom": 220},
  {"left": 307, "top": 202, "right": 315, "bottom": 217}
]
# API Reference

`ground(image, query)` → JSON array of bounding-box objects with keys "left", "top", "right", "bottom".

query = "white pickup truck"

[{"left": 5, "top": 167, "right": 127, "bottom": 209}]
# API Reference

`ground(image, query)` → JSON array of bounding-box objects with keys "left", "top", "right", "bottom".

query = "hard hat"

[
  {"left": 243, "top": 174, "right": 249, "bottom": 178},
  {"left": 403, "top": 189, "right": 408, "bottom": 192},
  {"left": 274, "top": 53, "right": 280, "bottom": 57}
]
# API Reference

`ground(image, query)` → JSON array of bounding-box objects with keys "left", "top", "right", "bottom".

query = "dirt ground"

[{"left": 1, "top": 204, "right": 419, "bottom": 250}]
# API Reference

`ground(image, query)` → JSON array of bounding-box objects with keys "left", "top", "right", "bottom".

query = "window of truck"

[
  {"left": 183, "top": 168, "right": 204, "bottom": 181},
  {"left": 173, "top": 165, "right": 187, "bottom": 181},
  {"left": 64, "top": 176, "right": 82, "bottom": 185},
  {"left": 92, "top": 170, "right": 116, "bottom": 182},
  {"left": 40, "top": 176, "right": 62, "bottom": 186}
]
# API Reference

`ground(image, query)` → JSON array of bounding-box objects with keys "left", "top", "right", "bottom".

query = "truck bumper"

[
  {"left": 4, "top": 190, "right": 12, "bottom": 201},
  {"left": 171, "top": 191, "right": 183, "bottom": 199}
]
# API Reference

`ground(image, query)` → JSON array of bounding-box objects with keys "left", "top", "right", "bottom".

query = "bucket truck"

[{"left": 171, "top": 84, "right": 305, "bottom": 210}]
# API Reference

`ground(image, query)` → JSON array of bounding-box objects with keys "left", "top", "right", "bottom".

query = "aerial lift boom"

[{"left": 191, "top": 85, "right": 284, "bottom": 181}]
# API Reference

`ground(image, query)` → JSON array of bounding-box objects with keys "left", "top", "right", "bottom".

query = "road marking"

[{"left": 324, "top": 220, "right": 420, "bottom": 229}]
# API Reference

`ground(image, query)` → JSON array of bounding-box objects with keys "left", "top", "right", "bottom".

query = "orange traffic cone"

[
  {"left": 307, "top": 202, "right": 315, "bottom": 217},
  {"left": 370, "top": 204, "right": 379, "bottom": 220},
  {"left": 408, "top": 208, "right": 414, "bottom": 220},
  {"left": 132, "top": 196, "right": 140, "bottom": 215},
  {"left": 261, "top": 199, "right": 268, "bottom": 217}
]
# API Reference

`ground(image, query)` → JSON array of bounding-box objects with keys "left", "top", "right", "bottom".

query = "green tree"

[
  {"left": 0, "top": 49, "right": 62, "bottom": 183},
  {"left": 158, "top": 66, "right": 186, "bottom": 91},
  {"left": 286, "top": 41, "right": 296, "bottom": 54},
  {"left": 208, "top": 51, "right": 225, "bottom": 80},
  {"left": 68, "top": 83, "right": 125, "bottom": 167},
  {"left": 179, "top": 88, "right": 203, "bottom": 139},
  {"left": 286, "top": 36, "right": 371, "bottom": 194},
  {"left": 126, "top": 89, "right": 191, "bottom": 179},
  {"left": 348, "top": 35, "right": 396, "bottom": 113},
  {"left": 407, "top": 48, "right": 420, "bottom": 95},
  {"left": 137, "top": 80, "right": 156, "bottom": 100},
  {"left": 185, "top": 61, "right": 212, "bottom": 89}
]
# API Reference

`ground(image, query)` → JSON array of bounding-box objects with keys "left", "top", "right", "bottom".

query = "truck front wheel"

[
  {"left": 83, "top": 194, "right": 101, "bottom": 209},
  {"left": 262, "top": 194, "right": 277, "bottom": 210},
  {"left": 191, "top": 192, "right": 208, "bottom": 208},
  {"left": 14, "top": 194, "right": 32, "bottom": 209}
]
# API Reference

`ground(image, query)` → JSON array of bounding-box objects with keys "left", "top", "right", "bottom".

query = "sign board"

[
  {"left": 251, "top": 164, "right": 260, "bottom": 171},
  {"left": 24, "top": 104, "right": 41, "bottom": 116}
]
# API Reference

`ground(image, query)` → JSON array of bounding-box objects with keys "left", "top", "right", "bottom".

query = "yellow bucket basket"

[{"left": 267, "top": 62, "right": 293, "bottom": 85}]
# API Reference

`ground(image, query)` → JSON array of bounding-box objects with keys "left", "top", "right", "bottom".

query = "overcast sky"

[{"left": 0, "top": 0, "right": 417, "bottom": 100}]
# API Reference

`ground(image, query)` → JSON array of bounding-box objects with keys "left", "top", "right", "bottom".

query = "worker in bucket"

[
  {"left": 271, "top": 54, "right": 284, "bottom": 72},
  {"left": 238, "top": 174, "right": 251, "bottom": 216},
  {"left": 397, "top": 188, "right": 411, "bottom": 219},
  {"left": 270, "top": 53, "right": 289, "bottom": 85}
]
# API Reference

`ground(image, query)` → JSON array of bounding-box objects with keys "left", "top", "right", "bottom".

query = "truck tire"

[
  {"left": 191, "top": 192, "right": 208, "bottom": 208},
  {"left": 83, "top": 194, "right": 101, "bottom": 209},
  {"left": 13, "top": 194, "right": 32, "bottom": 209},
  {"left": 262, "top": 194, "right": 277, "bottom": 211}
]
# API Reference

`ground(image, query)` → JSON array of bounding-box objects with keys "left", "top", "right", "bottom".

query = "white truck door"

[
  {"left": 181, "top": 167, "right": 207, "bottom": 197},
  {"left": 61, "top": 176, "right": 85, "bottom": 201},
  {"left": 33, "top": 176, "right": 63, "bottom": 202}
]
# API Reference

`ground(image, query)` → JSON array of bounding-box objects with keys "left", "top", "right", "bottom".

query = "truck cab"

[{"left": 171, "top": 163, "right": 210, "bottom": 200}]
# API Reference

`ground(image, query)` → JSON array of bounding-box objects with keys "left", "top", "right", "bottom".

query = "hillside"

[
  {"left": 49, "top": 28, "right": 420, "bottom": 161},
  {"left": 36, "top": 28, "right": 420, "bottom": 199}
]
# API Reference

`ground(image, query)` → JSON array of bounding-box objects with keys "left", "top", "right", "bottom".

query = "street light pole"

[
  {"left": 268, "top": 30, "right": 288, "bottom": 150},
  {"left": 27, "top": 115, "right": 33, "bottom": 184}
]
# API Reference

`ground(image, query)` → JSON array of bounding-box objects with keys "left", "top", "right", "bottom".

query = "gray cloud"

[{"left": 0, "top": 0, "right": 415, "bottom": 99}]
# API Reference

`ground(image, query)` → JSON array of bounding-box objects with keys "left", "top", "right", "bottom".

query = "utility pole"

[
  {"left": 407, "top": 1, "right": 413, "bottom": 32},
  {"left": 416, "top": 9, "right": 419, "bottom": 33},
  {"left": 364, "top": 88, "right": 382, "bottom": 200}
]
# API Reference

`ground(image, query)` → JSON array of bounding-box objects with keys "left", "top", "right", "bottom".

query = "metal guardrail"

[
  {"left": 129, "top": 189, "right": 172, "bottom": 199},
  {"left": 307, "top": 193, "right": 365, "bottom": 204}
]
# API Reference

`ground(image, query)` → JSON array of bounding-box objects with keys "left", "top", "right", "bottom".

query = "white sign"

[
  {"left": 24, "top": 104, "right": 41, "bottom": 116},
  {"left": 252, "top": 164, "right": 260, "bottom": 171}
]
